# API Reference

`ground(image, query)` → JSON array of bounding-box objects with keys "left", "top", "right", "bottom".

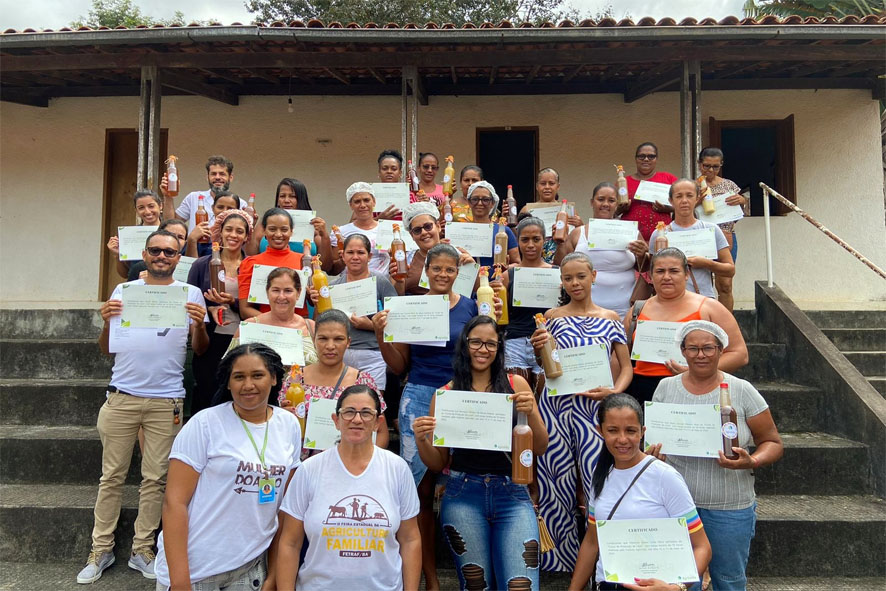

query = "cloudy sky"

[{"left": 0, "top": 0, "right": 748, "bottom": 30}]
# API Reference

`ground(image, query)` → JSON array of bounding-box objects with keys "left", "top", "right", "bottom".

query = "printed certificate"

[
  {"left": 445, "top": 222, "right": 494, "bottom": 258},
  {"left": 585, "top": 219, "right": 639, "bottom": 251},
  {"left": 630, "top": 321, "right": 683, "bottom": 364},
  {"left": 419, "top": 262, "right": 480, "bottom": 298},
  {"left": 119, "top": 284, "right": 188, "bottom": 329},
  {"left": 172, "top": 256, "right": 196, "bottom": 283},
  {"left": 108, "top": 319, "right": 176, "bottom": 353},
  {"left": 371, "top": 183, "right": 410, "bottom": 213},
  {"left": 546, "top": 344, "right": 614, "bottom": 396},
  {"left": 632, "top": 180, "right": 672, "bottom": 204},
  {"left": 383, "top": 294, "right": 449, "bottom": 343},
  {"left": 644, "top": 401, "right": 723, "bottom": 458},
  {"left": 238, "top": 322, "right": 306, "bottom": 366},
  {"left": 528, "top": 204, "right": 577, "bottom": 237},
  {"left": 596, "top": 518, "right": 700, "bottom": 585},
  {"left": 695, "top": 195, "right": 744, "bottom": 226},
  {"left": 667, "top": 228, "right": 718, "bottom": 259},
  {"left": 117, "top": 225, "right": 159, "bottom": 261},
  {"left": 302, "top": 397, "right": 339, "bottom": 451},
  {"left": 375, "top": 219, "right": 418, "bottom": 251},
  {"left": 329, "top": 276, "right": 378, "bottom": 317},
  {"left": 432, "top": 389, "right": 513, "bottom": 452},
  {"left": 285, "top": 209, "right": 317, "bottom": 244},
  {"left": 512, "top": 267, "right": 561, "bottom": 308},
  {"left": 247, "top": 265, "right": 309, "bottom": 308}
]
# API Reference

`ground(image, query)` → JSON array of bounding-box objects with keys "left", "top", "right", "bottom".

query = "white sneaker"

[
  {"left": 128, "top": 549, "right": 157, "bottom": 580},
  {"left": 76, "top": 551, "right": 115, "bottom": 584}
]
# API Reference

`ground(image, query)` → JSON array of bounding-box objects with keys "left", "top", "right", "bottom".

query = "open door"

[{"left": 476, "top": 127, "right": 539, "bottom": 211}]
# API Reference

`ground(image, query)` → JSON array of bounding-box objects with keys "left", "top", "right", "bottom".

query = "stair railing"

[{"left": 759, "top": 182, "right": 886, "bottom": 287}]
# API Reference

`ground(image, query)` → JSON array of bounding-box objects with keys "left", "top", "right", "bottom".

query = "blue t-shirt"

[
  {"left": 477, "top": 223, "right": 517, "bottom": 278},
  {"left": 407, "top": 296, "right": 478, "bottom": 387},
  {"left": 259, "top": 238, "right": 318, "bottom": 256}
]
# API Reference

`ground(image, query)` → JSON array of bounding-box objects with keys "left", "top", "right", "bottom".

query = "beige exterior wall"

[{"left": 2, "top": 89, "right": 884, "bottom": 307}]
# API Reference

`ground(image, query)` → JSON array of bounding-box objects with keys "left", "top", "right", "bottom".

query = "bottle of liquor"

[
  {"left": 285, "top": 366, "right": 307, "bottom": 434},
  {"left": 506, "top": 185, "right": 518, "bottom": 226},
  {"left": 493, "top": 267, "right": 509, "bottom": 326},
  {"left": 615, "top": 164, "right": 629, "bottom": 205},
  {"left": 311, "top": 256, "right": 333, "bottom": 314},
  {"left": 209, "top": 241, "right": 224, "bottom": 292},
  {"left": 653, "top": 221, "right": 668, "bottom": 253},
  {"left": 245, "top": 193, "right": 257, "bottom": 221},
  {"left": 476, "top": 269, "right": 496, "bottom": 320},
  {"left": 165, "top": 155, "right": 179, "bottom": 197},
  {"left": 331, "top": 225, "right": 345, "bottom": 256},
  {"left": 719, "top": 382, "right": 740, "bottom": 460},
  {"left": 195, "top": 195, "right": 210, "bottom": 243},
  {"left": 699, "top": 176, "right": 716, "bottom": 215},
  {"left": 442, "top": 156, "right": 455, "bottom": 197},
  {"left": 442, "top": 196, "right": 453, "bottom": 223},
  {"left": 534, "top": 314, "right": 563, "bottom": 378},
  {"left": 408, "top": 159, "right": 420, "bottom": 192},
  {"left": 391, "top": 223, "right": 408, "bottom": 280},
  {"left": 301, "top": 239, "right": 313, "bottom": 279},
  {"left": 494, "top": 219, "right": 509, "bottom": 267},
  {"left": 552, "top": 200, "right": 569, "bottom": 243},
  {"left": 512, "top": 409, "right": 533, "bottom": 484}
]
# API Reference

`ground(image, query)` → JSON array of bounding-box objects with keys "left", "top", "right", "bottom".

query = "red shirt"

[
  {"left": 237, "top": 247, "right": 307, "bottom": 317},
  {"left": 621, "top": 171, "right": 678, "bottom": 241}
]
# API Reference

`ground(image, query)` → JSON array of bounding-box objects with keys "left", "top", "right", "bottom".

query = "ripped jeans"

[{"left": 441, "top": 471, "right": 540, "bottom": 591}]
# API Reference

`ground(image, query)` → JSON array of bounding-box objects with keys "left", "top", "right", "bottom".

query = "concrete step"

[
  {"left": 805, "top": 310, "right": 886, "bottom": 330},
  {"left": 0, "top": 308, "right": 102, "bottom": 340},
  {"left": 822, "top": 327, "right": 886, "bottom": 352},
  {"left": 750, "top": 494, "right": 886, "bottom": 577},
  {"left": 868, "top": 376, "right": 886, "bottom": 397},
  {"left": 842, "top": 351, "right": 886, "bottom": 377},
  {"left": 0, "top": 379, "right": 109, "bottom": 426},
  {"left": 753, "top": 432, "right": 871, "bottom": 495},
  {"left": 755, "top": 382, "right": 822, "bottom": 433},
  {"left": 0, "top": 339, "right": 112, "bottom": 380},
  {"left": 0, "top": 425, "right": 140, "bottom": 485},
  {"left": 733, "top": 309, "right": 756, "bottom": 342},
  {"left": 733, "top": 343, "right": 788, "bottom": 382}
]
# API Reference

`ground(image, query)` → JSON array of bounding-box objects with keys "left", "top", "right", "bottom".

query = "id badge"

[{"left": 258, "top": 478, "right": 276, "bottom": 504}]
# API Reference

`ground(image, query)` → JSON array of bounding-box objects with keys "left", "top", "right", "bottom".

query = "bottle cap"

[
  {"left": 720, "top": 382, "right": 729, "bottom": 388},
  {"left": 508, "top": 184, "right": 513, "bottom": 189}
]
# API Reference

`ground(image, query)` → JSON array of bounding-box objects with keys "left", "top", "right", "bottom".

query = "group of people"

[{"left": 79, "top": 145, "right": 782, "bottom": 591}]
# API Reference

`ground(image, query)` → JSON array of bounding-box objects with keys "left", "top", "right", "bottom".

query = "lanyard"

[{"left": 235, "top": 406, "right": 270, "bottom": 473}]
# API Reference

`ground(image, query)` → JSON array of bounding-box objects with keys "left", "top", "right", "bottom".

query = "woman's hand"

[
  {"left": 646, "top": 442, "right": 668, "bottom": 462},
  {"left": 725, "top": 194, "right": 746, "bottom": 207},
  {"left": 456, "top": 247, "right": 475, "bottom": 266},
  {"left": 371, "top": 309, "right": 389, "bottom": 333},
  {"left": 204, "top": 288, "right": 234, "bottom": 305},
  {"left": 652, "top": 201, "right": 672, "bottom": 213},
  {"left": 279, "top": 399, "right": 298, "bottom": 414},
  {"left": 510, "top": 391, "right": 536, "bottom": 416},
  {"left": 307, "top": 287, "right": 319, "bottom": 305},
  {"left": 627, "top": 239, "right": 649, "bottom": 259},
  {"left": 310, "top": 217, "right": 328, "bottom": 237},
  {"left": 578, "top": 387, "right": 617, "bottom": 401},
  {"left": 567, "top": 214, "right": 583, "bottom": 228},
  {"left": 687, "top": 256, "right": 712, "bottom": 270},
  {"left": 718, "top": 447, "right": 756, "bottom": 470},
  {"left": 106, "top": 236, "right": 120, "bottom": 255},
  {"left": 664, "top": 359, "right": 688, "bottom": 375},
  {"left": 188, "top": 223, "right": 211, "bottom": 245},
  {"left": 100, "top": 299, "right": 123, "bottom": 322},
  {"left": 500, "top": 200, "right": 511, "bottom": 220},
  {"left": 493, "top": 295, "right": 503, "bottom": 321},
  {"left": 412, "top": 416, "right": 436, "bottom": 443},
  {"left": 623, "top": 578, "right": 683, "bottom": 590},
  {"left": 616, "top": 201, "right": 631, "bottom": 217},
  {"left": 349, "top": 314, "right": 374, "bottom": 331},
  {"left": 207, "top": 306, "right": 230, "bottom": 326},
  {"left": 529, "top": 326, "right": 549, "bottom": 352},
  {"left": 158, "top": 172, "right": 169, "bottom": 198},
  {"left": 377, "top": 205, "right": 400, "bottom": 220}
]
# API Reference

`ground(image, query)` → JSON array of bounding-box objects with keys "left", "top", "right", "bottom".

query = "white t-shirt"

[
  {"left": 176, "top": 190, "right": 247, "bottom": 232},
  {"left": 648, "top": 219, "right": 729, "bottom": 299},
  {"left": 108, "top": 279, "right": 207, "bottom": 398},
  {"left": 589, "top": 457, "right": 701, "bottom": 584},
  {"left": 331, "top": 222, "right": 391, "bottom": 277},
  {"left": 280, "top": 446, "right": 419, "bottom": 590},
  {"left": 155, "top": 403, "right": 302, "bottom": 586}
]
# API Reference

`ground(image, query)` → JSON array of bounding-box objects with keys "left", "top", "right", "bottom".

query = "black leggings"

[{"left": 627, "top": 373, "right": 666, "bottom": 404}]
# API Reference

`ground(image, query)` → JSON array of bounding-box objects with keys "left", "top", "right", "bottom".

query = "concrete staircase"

[
  {"left": 811, "top": 311, "right": 886, "bottom": 398},
  {"left": 1, "top": 309, "right": 884, "bottom": 590}
]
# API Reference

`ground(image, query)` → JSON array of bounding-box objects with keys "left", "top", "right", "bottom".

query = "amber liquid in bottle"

[
  {"left": 615, "top": 164, "right": 629, "bottom": 205},
  {"left": 653, "top": 221, "right": 668, "bottom": 253},
  {"left": 552, "top": 200, "right": 569, "bottom": 242},
  {"left": 285, "top": 366, "right": 307, "bottom": 434},
  {"left": 391, "top": 224, "right": 409, "bottom": 280},
  {"left": 506, "top": 185, "right": 518, "bottom": 226},
  {"left": 209, "top": 241, "right": 223, "bottom": 292},
  {"left": 332, "top": 225, "right": 345, "bottom": 255},
  {"left": 166, "top": 156, "right": 179, "bottom": 197},
  {"left": 512, "top": 410, "right": 533, "bottom": 484},
  {"left": 534, "top": 314, "right": 563, "bottom": 378},
  {"left": 311, "top": 256, "right": 333, "bottom": 314},
  {"left": 245, "top": 193, "right": 257, "bottom": 221},
  {"left": 442, "top": 155, "right": 455, "bottom": 196},
  {"left": 476, "top": 270, "right": 496, "bottom": 320},
  {"left": 494, "top": 268, "right": 509, "bottom": 326},
  {"left": 719, "top": 382, "right": 740, "bottom": 460},
  {"left": 494, "top": 219, "right": 509, "bottom": 267},
  {"left": 195, "top": 195, "right": 210, "bottom": 243}
]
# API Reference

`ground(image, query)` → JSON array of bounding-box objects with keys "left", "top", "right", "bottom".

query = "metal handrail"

[{"left": 759, "top": 182, "right": 886, "bottom": 285}]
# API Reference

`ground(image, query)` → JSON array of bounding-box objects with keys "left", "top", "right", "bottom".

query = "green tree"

[
  {"left": 70, "top": 0, "right": 201, "bottom": 28},
  {"left": 742, "top": 0, "right": 885, "bottom": 18}
]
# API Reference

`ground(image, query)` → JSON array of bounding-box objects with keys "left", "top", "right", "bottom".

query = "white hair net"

[
  {"left": 403, "top": 202, "right": 440, "bottom": 229},
  {"left": 466, "top": 180, "right": 500, "bottom": 211},
  {"left": 675, "top": 320, "right": 729, "bottom": 349},
  {"left": 346, "top": 181, "right": 374, "bottom": 204}
]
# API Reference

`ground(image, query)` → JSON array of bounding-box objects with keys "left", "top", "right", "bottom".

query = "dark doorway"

[
  {"left": 709, "top": 116, "right": 796, "bottom": 216},
  {"left": 476, "top": 127, "right": 539, "bottom": 212}
]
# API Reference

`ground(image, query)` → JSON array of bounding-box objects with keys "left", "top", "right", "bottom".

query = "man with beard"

[
  {"left": 160, "top": 155, "right": 246, "bottom": 231},
  {"left": 77, "top": 230, "right": 209, "bottom": 584}
]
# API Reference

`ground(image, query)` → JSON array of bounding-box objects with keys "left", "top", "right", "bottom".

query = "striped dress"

[{"left": 537, "top": 315, "right": 627, "bottom": 572}]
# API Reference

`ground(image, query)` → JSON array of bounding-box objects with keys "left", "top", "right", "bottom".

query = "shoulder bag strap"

[
  {"left": 332, "top": 365, "right": 350, "bottom": 396},
  {"left": 606, "top": 457, "right": 656, "bottom": 520}
]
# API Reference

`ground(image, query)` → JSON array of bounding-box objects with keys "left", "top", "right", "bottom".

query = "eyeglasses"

[
  {"left": 146, "top": 247, "right": 179, "bottom": 257},
  {"left": 700, "top": 164, "right": 722, "bottom": 171},
  {"left": 338, "top": 409, "right": 378, "bottom": 421},
  {"left": 421, "top": 165, "right": 439, "bottom": 171},
  {"left": 682, "top": 345, "right": 720, "bottom": 357},
  {"left": 635, "top": 154, "right": 658, "bottom": 161},
  {"left": 428, "top": 265, "right": 458, "bottom": 275},
  {"left": 468, "top": 197, "right": 494, "bottom": 205},
  {"left": 467, "top": 338, "right": 499, "bottom": 352},
  {"left": 410, "top": 222, "right": 436, "bottom": 236}
]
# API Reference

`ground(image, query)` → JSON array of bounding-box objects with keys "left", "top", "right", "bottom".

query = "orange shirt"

[
  {"left": 633, "top": 299, "right": 704, "bottom": 377},
  {"left": 238, "top": 247, "right": 307, "bottom": 317}
]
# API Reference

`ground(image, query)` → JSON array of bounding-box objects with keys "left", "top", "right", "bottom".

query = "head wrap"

[
  {"left": 403, "top": 202, "right": 440, "bottom": 230},
  {"left": 346, "top": 181, "right": 374, "bottom": 204},
  {"left": 675, "top": 320, "right": 729, "bottom": 349},
  {"left": 467, "top": 180, "right": 500, "bottom": 211},
  {"left": 211, "top": 209, "right": 254, "bottom": 244}
]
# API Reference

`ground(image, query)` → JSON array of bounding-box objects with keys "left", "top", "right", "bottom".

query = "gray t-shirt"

[
  {"left": 651, "top": 372, "right": 769, "bottom": 510},
  {"left": 649, "top": 219, "right": 729, "bottom": 299},
  {"left": 328, "top": 270, "right": 398, "bottom": 350}
]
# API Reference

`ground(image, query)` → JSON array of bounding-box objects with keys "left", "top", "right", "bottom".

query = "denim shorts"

[
  {"left": 504, "top": 337, "right": 542, "bottom": 374},
  {"left": 398, "top": 382, "right": 439, "bottom": 485}
]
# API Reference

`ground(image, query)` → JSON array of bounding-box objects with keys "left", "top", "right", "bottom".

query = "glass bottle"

[
  {"left": 245, "top": 193, "right": 257, "bottom": 221},
  {"left": 391, "top": 223, "right": 408, "bottom": 280},
  {"left": 195, "top": 195, "right": 210, "bottom": 243},
  {"left": 165, "top": 155, "right": 179, "bottom": 197},
  {"left": 494, "top": 218, "right": 509, "bottom": 267},
  {"left": 512, "top": 410, "right": 533, "bottom": 484},
  {"left": 442, "top": 155, "right": 455, "bottom": 197},
  {"left": 493, "top": 267, "right": 509, "bottom": 326},
  {"left": 552, "top": 199, "right": 569, "bottom": 242},
  {"left": 699, "top": 176, "right": 716, "bottom": 215},
  {"left": 209, "top": 241, "right": 223, "bottom": 292},
  {"left": 311, "top": 256, "right": 333, "bottom": 314},
  {"left": 615, "top": 164, "right": 629, "bottom": 205},
  {"left": 506, "top": 185, "right": 518, "bottom": 226},
  {"left": 534, "top": 314, "right": 563, "bottom": 378},
  {"left": 285, "top": 366, "right": 307, "bottom": 434},
  {"left": 719, "top": 382, "right": 739, "bottom": 460},
  {"left": 476, "top": 269, "right": 496, "bottom": 320},
  {"left": 653, "top": 221, "right": 668, "bottom": 253}
]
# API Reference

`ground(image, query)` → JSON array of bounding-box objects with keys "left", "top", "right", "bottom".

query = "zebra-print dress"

[{"left": 537, "top": 315, "right": 627, "bottom": 572}]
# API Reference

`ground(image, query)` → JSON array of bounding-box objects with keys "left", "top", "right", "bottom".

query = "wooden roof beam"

[
  {"left": 0, "top": 87, "right": 48, "bottom": 107},
  {"left": 247, "top": 70, "right": 280, "bottom": 84},
  {"left": 201, "top": 68, "right": 245, "bottom": 85},
  {"left": 450, "top": 66, "right": 457, "bottom": 84},
  {"left": 526, "top": 64, "right": 541, "bottom": 84},
  {"left": 563, "top": 64, "right": 584, "bottom": 83},
  {"left": 161, "top": 70, "right": 238, "bottom": 105},
  {"left": 324, "top": 67, "right": 351, "bottom": 84},
  {"left": 489, "top": 66, "right": 497, "bottom": 85},
  {"left": 403, "top": 65, "right": 427, "bottom": 105},
  {"left": 624, "top": 67, "right": 682, "bottom": 103},
  {"left": 367, "top": 67, "right": 385, "bottom": 84}
]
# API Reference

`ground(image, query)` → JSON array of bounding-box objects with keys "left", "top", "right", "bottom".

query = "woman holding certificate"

[
  {"left": 625, "top": 248, "right": 747, "bottom": 404},
  {"left": 412, "top": 315, "right": 548, "bottom": 591},
  {"left": 530, "top": 252, "right": 633, "bottom": 573},
  {"left": 647, "top": 179, "right": 734, "bottom": 301},
  {"left": 331, "top": 182, "right": 390, "bottom": 276},
  {"left": 400, "top": 202, "right": 476, "bottom": 296},
  {"left": 372, "top": 243, "right": 480, "bottom": 591},
  {"left": 568, "top": 394, "right": 711, "bottom": 591},
  {"left": 466, "top": 181, "right": 519, "bottom": 273},
  {"left": 450, "top": 165, "right": 484, "bottom": 223},
  {"left": 107, "top": 189, "right": 165, "bottom": 279},
  {"left": 649, "top": 321, "right": 782, "bottom": 591},
  {"left": 619, "top": 142, "right": 678, "bottom": 241}
]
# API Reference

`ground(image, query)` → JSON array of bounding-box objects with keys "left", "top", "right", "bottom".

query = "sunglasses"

[
  {"left": 635, "top": 154, "right": 658, "bottom": 160},
  {"left": 700, "top": 164, "right": 722, "bottom": 171},
  {"left": 421, "top": 165, "right": 439, "bottom": 171},
  {"left": 468, "top": 197, "right": 494, "bottom": 205},
  {"left": 409, "top": 222, "right": 436, "bottom": 236},
  {"left": 146, "top": 247, "right": 179, "bottom": 257}
]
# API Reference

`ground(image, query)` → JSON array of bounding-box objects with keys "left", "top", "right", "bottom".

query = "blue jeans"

[
  {"left": 698, "top": 503, "right": 756, "bottom": 591},
  {"left": 441, "top": 471, "right": 540, "bottom": 590},
  {"left": 398, "top": 382, "right": 438, "bottom": 485},
  {"left": 729, "top": 232, "right": 738, "bottom": 263}
]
